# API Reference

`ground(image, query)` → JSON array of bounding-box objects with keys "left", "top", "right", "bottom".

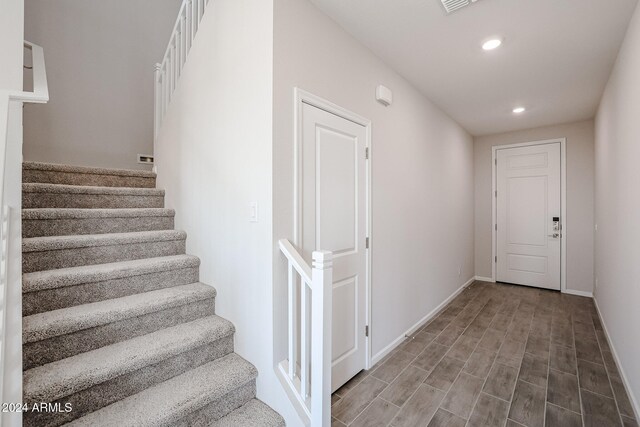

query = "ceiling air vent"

[{"left": 440, "top": 0, "right": 479, "bottom": 14}]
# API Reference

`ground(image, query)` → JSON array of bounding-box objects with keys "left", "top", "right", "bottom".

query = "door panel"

[
  {"left": 301, "top": 102, "right": 367, "bottom": 392},
  {"left": 316, "top": 127, "right": 357, "bottom": 254},
  {"left": 497, "top": 143, "right": 561, "bottom": 290}
]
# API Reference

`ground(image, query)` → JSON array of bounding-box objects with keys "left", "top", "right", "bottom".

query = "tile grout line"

[
  {"left": 505, "top": 297, "right": 535, "bottom": 427},
  {"left": 439, "top": 293, "right": 494, "bottom": 423},
  {"left": 546, "top": 401, "right": 583, "bottom": 417},
  {"left": 391, "top": 284, "right": 485, "bottom": 425},
  {"left": 571, "top": 303, "right": 587, "bottom": 427},
  {"left": 339, "top": 374, "right": 391, "bottom": 426},
  {"left": 378, "top": 284, "right": 484, "bottom": 427},
  {"left": 384, "top": 286, "right": 481, "bottom": 427},
  {"left": 463, "top": 292, "right": 513, "bottom": 427},
  {"left": 405, "top": 286, "right": 483, "bottom": 422},
  {"left": 542, "top": 299, "right": 556, "bottom": 427},
  {"left": 591, "top": 303, "right": 626, "bottom": 427}
]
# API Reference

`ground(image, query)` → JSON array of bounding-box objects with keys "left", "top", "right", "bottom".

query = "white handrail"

[
  {"left": 278, "top": 239, "right": 332, "bottom": 427},
  {"left": 154, "top": 0, "right": 211, "bottom": 138},
  {"left": 278, "top": 239, "right": 312, "bottom": 284},
  {"left": 0, "top": 40, "right": 49, "bottom": 420},
  {"left": 17, "top": 41, "right": 49, "bottom": 104}
]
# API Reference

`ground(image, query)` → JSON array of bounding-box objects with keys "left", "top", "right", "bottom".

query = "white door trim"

[
  {"left": 491, "top": 138, "right": 567, "bottom": 293},
  {"left": 293, "top": 87, "right": 373, "bottom": 369}
]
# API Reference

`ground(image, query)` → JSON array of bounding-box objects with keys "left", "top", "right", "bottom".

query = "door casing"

[
  {"left": 491, "top": 138, "right": 567, "bottom": 293},
  {"left": 293, "top": 88, "right": 373, "bottom": 370}
]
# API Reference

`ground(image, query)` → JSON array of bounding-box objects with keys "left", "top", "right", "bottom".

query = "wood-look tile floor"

[{"left": 331, "top": 281, "right": 638, "bottom": 427}]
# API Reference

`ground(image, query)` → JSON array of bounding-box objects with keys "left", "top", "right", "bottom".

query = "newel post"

[
  {"left": 153, "top": 63, "right": 162, "bottom": 141},
  {"left": 311, "top": 250, "right": 332, "bottom": 427}
]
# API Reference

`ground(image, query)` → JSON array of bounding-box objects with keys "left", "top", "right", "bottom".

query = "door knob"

[{"left": 548, "top": 233, "right": 560, "bottom": 238}]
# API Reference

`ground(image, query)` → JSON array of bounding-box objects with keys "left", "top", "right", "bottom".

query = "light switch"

[{"left": 249, "top": 202, "right": 258, "bottom": 222}]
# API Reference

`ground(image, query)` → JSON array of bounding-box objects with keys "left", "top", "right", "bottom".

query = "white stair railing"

[
  {"left": 1, "top": 40, "right": 49, "bottom": 422},
  {"left": 154, "top": 0, "right": 211, "bottom": 138},
  {"left": 278, "top": 239, "right": 332, "bottom": 427}
]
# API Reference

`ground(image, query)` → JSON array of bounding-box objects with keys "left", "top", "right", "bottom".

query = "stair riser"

[
  {"left": 23, "top": 266, "right": 200, "bottom": 316},
  {"left": 23, "top": 239, "right": 186, "bottom": 273},
  {"left": 23, "top": 193, "right": 164, "bottom": 209},
  {"left": 173, "top": 381, "right": 256, "bottom": 427},
  {"left": 23, "top": 170, "right": 156, "bottom": 188},
  {"left": 24, "top": 297, "right": 216, "bottom": 370},
  {"left": 23, "top": 336, "right": 234, "bottom": 427},
  {"left": 23, "top": 216, "right": 175, "bottom": 237}
]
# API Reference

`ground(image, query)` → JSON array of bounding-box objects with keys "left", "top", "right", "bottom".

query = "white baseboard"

[
  {"left": 370, "top": 276, "right": 474, "bottom": 366},
  {"left": 562, "top": 288, "right": 593, "bottom": 298},
  {"left": 475, "top": 276, "right": 495, "bottom": 283},
  {"left": 593, "top": 298, "right": 640, "bottom": 420}
]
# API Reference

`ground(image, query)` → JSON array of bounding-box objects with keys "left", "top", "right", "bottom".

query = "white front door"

[
  {"left": 496, "top": 143, "right": 561, "bottom": 290},
  {"left": 301, "top": 102, "right": 367, "bottom": 392}
]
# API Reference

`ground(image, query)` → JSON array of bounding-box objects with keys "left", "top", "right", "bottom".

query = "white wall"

[
  {"left": 273, "top": 0, "right": 475, "bottom": 364},
  {"left": 0, "top": 0, "right": 23, "bottom": 91},
  {"left": 594, "top": 1, "right": 640, "bottom": 417},
  {"left": 23, "top": 0, "right": 181, "bottom": 170},
  {"left": 154, "top": 0, "right": 300, "bottom": 425},
  {"left": 474, "top": 120, "right": 595, "bottom": 295}
]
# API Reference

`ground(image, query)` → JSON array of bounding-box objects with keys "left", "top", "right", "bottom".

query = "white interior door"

[
  {"left": 496, "top": 143, "right": 561, "bottom": 290},
  {"left": 301, "top": 102, "right": 367, "bottom": 392}
]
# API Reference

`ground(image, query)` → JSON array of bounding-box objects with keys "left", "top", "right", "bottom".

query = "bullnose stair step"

[
  {"left": 23, "top": 255, "right": 201, "bottom": 316},
  {"left": 23, "top": 316, "right": 237, "bottom": 427},
  {"left": 23, "top": 283, "right": 217, "bottom": 369},
  {"left": 210, "top": 399, "right": 286, "bottom": 427},
  {"left": 23, "top": 208, "right": 175, "bottom": 237},
  {"left": 22, "top": 230, "right": 187, "bottom": 273},
  {"left": 23, "top": 183, "right": 165, "bottom": 209},
  {"left": 66, "top": 353, "right": 258, "bottom": 427},
  {"left": 23, "top": 161, "right": 156, "bottom": 188}
]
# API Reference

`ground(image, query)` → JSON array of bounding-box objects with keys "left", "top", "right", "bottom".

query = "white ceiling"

[{"left": 308, "top": 0, "right": 639, "bottom": 136}]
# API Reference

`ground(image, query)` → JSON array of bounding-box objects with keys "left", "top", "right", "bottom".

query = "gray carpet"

[{"left": 22, "top": 161, "right": 285, "bottom": 427}]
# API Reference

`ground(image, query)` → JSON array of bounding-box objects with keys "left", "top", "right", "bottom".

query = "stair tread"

[
  {"left": 23, "top": 161, "right": 156, "bottom": 178},
  {"left": 23, "top": 315, "right": 236, "bottom": 404},
  {"left": 23, "top": 230, "right": 187, "bottom": 252},
  {"left": 66, "top": 353, "right": 256, "bottom": 427},
  {"left": 23, "top": 182, "right": 164, "bottom": 195},
  {"left": 23, "top": 208, "right": 175, "bottom": 219},
  {"left": 209, "top": 399, "right": 285, "bottom": 427},
  {"left": 23, "top": 254, "right": 200, "bottom": 293},
  {"left": 23, "top": 282, "right": 216, "bottom": 343}
]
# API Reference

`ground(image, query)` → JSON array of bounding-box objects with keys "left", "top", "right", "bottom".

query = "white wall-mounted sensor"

[{"left": 376, "top": 85, "right": 393, "bottom": 106}]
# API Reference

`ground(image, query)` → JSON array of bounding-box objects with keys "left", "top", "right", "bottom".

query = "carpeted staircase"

[{"left": 21, "top": 161, "right": 285, "bottom": 427}]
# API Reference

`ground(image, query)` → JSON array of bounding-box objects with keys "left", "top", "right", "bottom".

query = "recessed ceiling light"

[
  {"left": 513, "top": 107, "right": 526, "bottom": 114},
  {"left": 482, "top": 39, "right": 502, "bottom": 51}
]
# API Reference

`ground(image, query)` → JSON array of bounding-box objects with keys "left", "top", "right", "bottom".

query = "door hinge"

[
  {"left": 365, "top": 147, "right": 369, "bottom": 159},
  {"left": 495, "top": 158, "right": 497, "bottom": 165},
  {"left": 365, "top": 325, "right": 369, "bottom": 337},
  {"left": 366, "top": 237, "right": 370, "bottom": 249},
  {"left": 495, "top": 256, "right": 497, "bottom": 263},
  {"left": 495, "top": 224, "right": 497, "bottom": 231},
  {"left": 495, "top": 190, "right": 497, "bottom": 197}
]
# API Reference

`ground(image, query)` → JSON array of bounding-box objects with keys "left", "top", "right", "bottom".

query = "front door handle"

[{"left": 548, "top": 233, "right": 560, "bottom": 238}]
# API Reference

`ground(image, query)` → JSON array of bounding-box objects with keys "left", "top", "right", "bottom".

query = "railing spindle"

[
  {"left": 153, "top": 63, "right": 161, "bottom": 139},
  {"left": 300, "top": 281, "right": 309, "bottom": 399},
  {"left": 187, "top": 0, "right": 193, "bottom": 52},
  {"left": 287, "top": 263, "right": 296, "bottom": 380},
  {"left": 179, "top": 17, "right": 185, "bottom": 71},
  {"left": 154, "top": 0, "right": 210, "bottom": 137}
]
